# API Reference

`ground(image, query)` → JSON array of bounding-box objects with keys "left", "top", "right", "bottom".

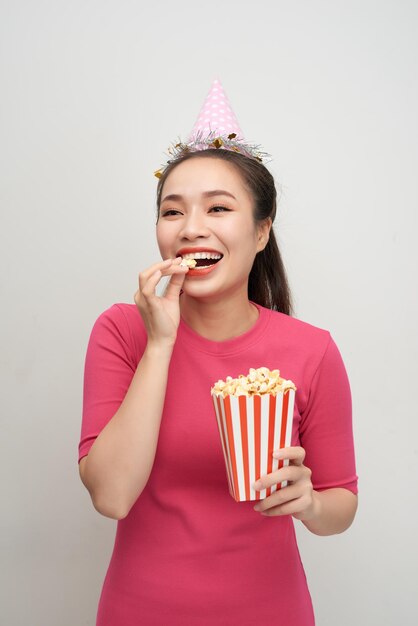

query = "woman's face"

[{"left": 156, "top": 157, "right": 270, "bottom": 302}]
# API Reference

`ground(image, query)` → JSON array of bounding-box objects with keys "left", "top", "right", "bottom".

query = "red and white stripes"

[{"left": 212, "top": 391, "right": 295, "bottom": 502}]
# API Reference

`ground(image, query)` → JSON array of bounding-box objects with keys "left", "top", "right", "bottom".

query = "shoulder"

[
  {"left": 260, "top": 308, "right": 349, "bottom": 414},
  {"left": 89, "top": 303, "right": 147, "bottom": 360},
  {"left": 92, "top": 302, "right": 144, "bottom": 332},
  {"left": 263, "top": 307, "right": 331, "bottom": 355},
  {"left": 258, "top": 306, "right": 339, "bottom": 389}
]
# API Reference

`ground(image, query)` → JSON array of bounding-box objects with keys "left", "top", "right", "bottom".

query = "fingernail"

[
  {"left": 273, "top": 449, "right": 283, "bottom": 458},
  {"left": 252, "top": 481, "right": 262, "bottom": 490},
  {"left": 253, "top": 504, "right": 260, "bottom": 511}
]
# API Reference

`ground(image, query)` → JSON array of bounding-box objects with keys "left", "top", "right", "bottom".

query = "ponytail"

[{"left": 249, "top": 230, "right": 292, "bottom": 314}]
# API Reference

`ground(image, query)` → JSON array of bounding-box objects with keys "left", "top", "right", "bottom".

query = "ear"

[{"left": 256, "top": 218, "right": 272, "bottom": 252}]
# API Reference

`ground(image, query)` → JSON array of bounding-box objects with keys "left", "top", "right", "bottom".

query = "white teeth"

[{"left": 182, "top": 252, "right": 222, "bottom": 260}]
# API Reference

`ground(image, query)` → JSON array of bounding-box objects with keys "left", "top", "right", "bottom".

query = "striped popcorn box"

[{"left": 211, "top": 389, "right": 295, "bottom": 502}]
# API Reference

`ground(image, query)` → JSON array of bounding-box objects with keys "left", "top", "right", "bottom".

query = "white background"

[{"left": 1, "top": 1, "right": 417, "bottom": 624}]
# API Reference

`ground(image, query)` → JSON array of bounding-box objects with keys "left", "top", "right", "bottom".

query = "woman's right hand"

[{"left": 134, "top": 257, "right": 189, "bottom": 348}]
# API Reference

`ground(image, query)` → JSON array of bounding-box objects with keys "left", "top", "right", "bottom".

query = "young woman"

[{"left": 78, "top": 88, "right": 358, "bottom": 626}]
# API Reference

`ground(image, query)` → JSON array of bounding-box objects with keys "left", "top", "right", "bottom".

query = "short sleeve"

[
  {"left": 299, "top": 335, "right": 358, "bottom": 494},
  {"left": 78, "top": 304, "right": 146, "bottom": 463}
]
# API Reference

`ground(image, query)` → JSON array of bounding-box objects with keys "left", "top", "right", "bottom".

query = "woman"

[{"left": 79, "top": 82, "right": 358, "bottom": 625}]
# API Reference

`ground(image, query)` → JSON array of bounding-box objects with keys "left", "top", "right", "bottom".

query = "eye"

[
  {"left": 160, "top": 209, "right": 182, "bottom": 217},
  {"left": 208, "top": 205, "right": 231, "bottom": 213}
]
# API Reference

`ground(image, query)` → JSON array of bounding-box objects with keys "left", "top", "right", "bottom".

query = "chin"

[
  {"left": 182, "top": 282, "right": 217, "bottom": 299},
  {"left": 182, "top": 277, "right": 247, "bottom": 303}
]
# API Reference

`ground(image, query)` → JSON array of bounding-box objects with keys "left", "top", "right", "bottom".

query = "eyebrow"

[{"left": 161, "top": 190, "right": 237, "bottom": 203}]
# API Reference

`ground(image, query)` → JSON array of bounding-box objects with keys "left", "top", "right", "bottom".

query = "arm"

[
  {"left": 79, "top": 258, "right": 188, "bottom": 520},
  {"left": 252, "top": 335, "right": 358, "bottom": 534},
  {"left": 252, "top": 447, "right": 358, "bottom": 535},
  {"left": 301, "top": 487, "right": 358, "bottom": 536},
  {"left": 79, "top": 342, "right": 173, "bottom": 520}
]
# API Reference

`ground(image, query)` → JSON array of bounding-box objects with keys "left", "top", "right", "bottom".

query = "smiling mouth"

[{"left": 181, "top": 251, "right": 223, "bottom": 270}]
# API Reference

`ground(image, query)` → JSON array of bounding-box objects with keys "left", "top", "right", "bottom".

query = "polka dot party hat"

[
  {"left": 154, "top": 79, "right": 270, "bottom": 178},
  {"left": 188, "top": 78, "right": 244, "bottom": 142}
]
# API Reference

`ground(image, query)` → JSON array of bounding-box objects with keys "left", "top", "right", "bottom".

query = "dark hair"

[{"left": 156, "top": 149, "right": 292, "bottom": 315}]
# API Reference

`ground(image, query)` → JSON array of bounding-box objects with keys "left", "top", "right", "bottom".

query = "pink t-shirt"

[{"left": 79, "top": 303, "right": 358, "bottom": 626}]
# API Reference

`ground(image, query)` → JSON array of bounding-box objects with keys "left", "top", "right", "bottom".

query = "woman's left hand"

[{"left": 252, "top": 446, "right": 318, "bottom": 520}]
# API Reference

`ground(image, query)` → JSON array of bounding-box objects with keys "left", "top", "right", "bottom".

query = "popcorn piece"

[
  {"left": 211, "top": 367, "right": 296, "bottom": 397},
  {"left": 180, "top": 258, "right": 197, "bottom": 268}
]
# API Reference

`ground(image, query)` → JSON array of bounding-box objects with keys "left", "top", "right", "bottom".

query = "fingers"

[
  {"left": 252, "top": 446, "right": 314, "bottom": 518},
  {"left": 253, "top": 458, "right": 315, "bottom": 518},
  {"left": 138, "top": 257, "right": 186, "bottom": 291},
  {"left": 133, "top": 258, "right": 188, "bottom": 344},
  {"left": 273, "top": 446, "right": 306, "bottom": 466},
  {"left": 252, "top": 463, "right": 311, "bottom": 491},
  {"left": 253, "top": 483, "right": 301, "bottom": 513},
  {"left": 164, "top": 269, "right": 187, "bottom": 300},
  {"left": 141, "top": 268, "right": 164, "bottom": 298},
  {"left": 136, "top": 258, "right": 187, "bottom": 301},
  {"left": 255, "top": 487, "right": 314, "bottom": 518},
  {"left": 138, "top": 258, "right": 173, "bottom": 288}
]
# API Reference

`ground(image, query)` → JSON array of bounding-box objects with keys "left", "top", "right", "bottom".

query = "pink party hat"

[
  {"left": 155, "top": 79, "right": 270, "bottom": 178},
  {"left": 189, "top": 78, "right": 244, "bottom": 142}
]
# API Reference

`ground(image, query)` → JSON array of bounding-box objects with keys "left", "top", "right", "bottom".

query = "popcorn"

[
  {"left": 211, "top": 367, "right": 296, "bottom": 502},
  {"left": 180, "top": 258, "right": 197, "bottom": 268},
  {"left": 211, "top": 367, "right": 296, "bottom": 398}
]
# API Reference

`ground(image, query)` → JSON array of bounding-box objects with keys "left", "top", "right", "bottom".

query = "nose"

[{"left": 178, "top": 209, "right": 210, "bottom": 241}]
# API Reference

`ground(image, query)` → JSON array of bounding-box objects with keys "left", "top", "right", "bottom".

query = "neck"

[{"left": 180, "top": 291, "right": 259, "bottom": 341}]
